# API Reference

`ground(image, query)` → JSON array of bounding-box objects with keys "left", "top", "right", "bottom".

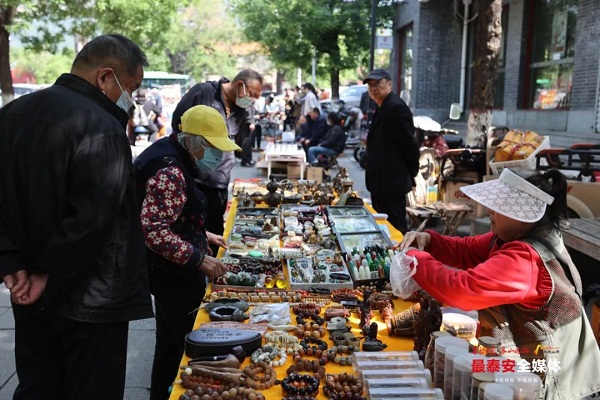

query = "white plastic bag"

[{"left": 390, "top": 250, "right": 421, "bottom": 299}]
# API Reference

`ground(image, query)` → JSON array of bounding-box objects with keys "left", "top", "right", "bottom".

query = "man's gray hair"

[
  {"left": 233, "top": 69, "right": 264, "bottom": 86},
  {"left": 72, "top": 34, "right": 148, "bottom": 77}
]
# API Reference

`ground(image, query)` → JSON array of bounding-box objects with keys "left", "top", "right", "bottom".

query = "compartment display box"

[{"left": 287, "top": 253, "right": 354, "bottom": 290}]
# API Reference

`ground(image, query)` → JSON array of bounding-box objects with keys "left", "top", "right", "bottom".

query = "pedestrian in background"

[
  {"left": 364, "top": 68, "right": 419, "bottom": 234},
  {"left": 170, "top": 69, "right": 263, "bottom": 254},
  {"left": 134, "top": 105, "right": 235, "bottom": 400},
  {"left": 0, "top": 34, "right": 153, "bottom": 400}
]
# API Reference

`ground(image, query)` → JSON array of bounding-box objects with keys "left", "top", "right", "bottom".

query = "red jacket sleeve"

[{"left": 407, "top": 232, "right": 551, "bottom": 310}]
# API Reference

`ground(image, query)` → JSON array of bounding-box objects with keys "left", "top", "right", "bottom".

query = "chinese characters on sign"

[{"left": 472, "top": 358, "right": 561, "bottom": 373}]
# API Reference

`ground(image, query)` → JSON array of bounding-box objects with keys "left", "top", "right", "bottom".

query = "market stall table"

[
  {"left": 562, "top": 217, "right": 600, "bottom": 261},
  {"left": 168, "top": 200, "right": 414, "bottom": 400},
  {"left": 264, "top": 142, "right": 307, "bottom": 179}
]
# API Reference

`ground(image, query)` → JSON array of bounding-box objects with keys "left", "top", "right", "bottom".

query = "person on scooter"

[
  {"left": 307, "top": 112, "right": 346, "bottom": 165},
  {"left": 364, "top": 68, "right": 419, "bottom": 234}
]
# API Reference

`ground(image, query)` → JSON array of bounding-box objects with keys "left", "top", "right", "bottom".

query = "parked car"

[
  {"left": 319, "top": 98, "right": 346, "bottom": 114},
  {"left": 339, "top": 84, "right": 367, "bottom": 108}
]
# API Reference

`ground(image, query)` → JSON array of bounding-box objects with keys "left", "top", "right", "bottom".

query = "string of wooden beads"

[
  {"left": 286, "top": 360, "right": 326, "bottom": 381},
  {"left": 264, "top": 331, "right": 302, "bottom": 353},
  {"left": 323, "top": 373, "right": 365, "bottom": 400},
  {"left": 293, "top": 321, "right": 325, "bottom": 339},
  {"left": 250, "top": 345, "right": 287, "bottom": 367},
  {"left": 241, "top": 362, "right": 277, "bottom": 390},
  {"left": 293, "top": 304, "right": 322, "bottom": 319},
  {"left": 179, "top": 386, "right": 266, "bottom": 400},
  {"left": 326, "top": 345, "right": 357, "bottom": 366},
  {"left": 293, "top": 337, "right": 329, "bottom": 365},
  {"left": 281, "top": 373, "right": 320, "bottom": 397}
]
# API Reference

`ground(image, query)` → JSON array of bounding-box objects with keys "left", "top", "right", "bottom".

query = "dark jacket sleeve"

[
  {"left": 36, "top": 133, "right": 132, "bottom": 306},
  {"left": 0, "top": 220, "right": 20, "bottom": 278},
  {"left": 388, "top": 101, "right": 419, "bottom": 178},
  {"left": 320, "top": 125, "right": 346, "bottom": 154},
  {"left": 309, "top": 117, "right": 329, "bottom": 145}
]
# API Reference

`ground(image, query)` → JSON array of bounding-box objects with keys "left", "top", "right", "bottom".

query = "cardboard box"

[
  {"left": 306, "top": 166, "right": 324, "bottom": 183},
  {"left": 287, "top": 164, "right": 303, "bottom": 180},
  {"left": 441, "top": 171, "right": 479, "bottom": 212}
]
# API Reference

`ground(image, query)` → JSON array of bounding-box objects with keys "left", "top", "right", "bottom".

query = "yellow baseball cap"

[{"left": 179, "top": 105, "right": 241, "bottom": 152}]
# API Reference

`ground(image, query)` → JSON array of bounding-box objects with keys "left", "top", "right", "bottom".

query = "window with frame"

[{"left": 528, "top": 0, "right": 577, "bottom": 110}]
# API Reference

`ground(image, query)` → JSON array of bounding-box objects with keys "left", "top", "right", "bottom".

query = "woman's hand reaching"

[
  {"left": 198, "top": 255, "right": 228, "bottom": 281},
  {"left": 398, "top": 231, "right": 431, "bottom": 251}
]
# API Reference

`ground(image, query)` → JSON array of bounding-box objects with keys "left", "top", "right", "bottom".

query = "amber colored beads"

[
  {"left": 281, "top": 373, "right": 320, "bottom": 397},
  {"left": 323, "top": 373, "right": 365, "bottom": 400}
]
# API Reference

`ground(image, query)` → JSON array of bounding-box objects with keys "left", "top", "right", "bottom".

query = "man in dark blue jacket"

[
  {"left": 364, "top": 69, "right": 419, "bottom": 234},
  {"left": 307, "top": 112, "right": 347, "bottom": 164},
  {"left": 298, "top": 107, "right": 329, "bottom": 152},
  {"left": 0, "top": 35, "right": 153, "bottom": 400}
]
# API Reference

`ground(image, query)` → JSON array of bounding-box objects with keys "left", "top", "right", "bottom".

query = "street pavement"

[{"left": 0, "top": 123, "right": 597, "bottom": 399}]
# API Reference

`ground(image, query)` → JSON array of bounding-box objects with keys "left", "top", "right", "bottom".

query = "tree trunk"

[
  {"left": 0, "top": 6, "right": 16, "bottom": 105},
  {"left": 465, "top": 0, "right": 502, "bottom": 148},
  {"left": 330, "top": 68, "right": 340, "bottom": 100}
]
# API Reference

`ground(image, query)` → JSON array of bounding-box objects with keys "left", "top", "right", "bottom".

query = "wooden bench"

[
  {"left": 563, "top": 218, "right": 600, "bottom": 262},
  {"left": 406, "top": 202, "right": 472, "bottom": 236}
]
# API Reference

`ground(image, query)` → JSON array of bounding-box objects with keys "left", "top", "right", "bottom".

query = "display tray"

[
  {"left": 287, "top": 255, "right": 353, "bottom": 290},
  {"left": 214, "top": 257, "right": 284, "bottom": 289},
  {"left": 337, "top": 231, "right": 393, "bottom": 255},
  {"left": 329, "top": 215, "right": 380, "bottom": 234},
  {"left": 326, "top": 205, "right": 371, "bottom": 217}
]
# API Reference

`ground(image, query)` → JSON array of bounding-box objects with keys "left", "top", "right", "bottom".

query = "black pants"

[
  {"left": 149, "top": 267, "right": 206, "bottom": 400},
  {"left": 12, "top": 304, "right": 128, "bottom": 400},
  {"left": 197, "top": 184, "right": 228, "bottom": 255},
  {"left": 372, "top": 194, "right": 408, "bottom": 235},
  {"left": 254, "top": 125, "right": 262, "bottom": 149}
]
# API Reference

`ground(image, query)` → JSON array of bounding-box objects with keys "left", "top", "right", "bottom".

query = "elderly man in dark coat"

[{"left": 364, "top": 68, "right": 419, "bottom": 234}]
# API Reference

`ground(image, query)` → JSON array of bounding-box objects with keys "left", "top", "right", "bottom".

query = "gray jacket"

[{"left": 170, "top": 78, "right": 249, "bottom": 190}]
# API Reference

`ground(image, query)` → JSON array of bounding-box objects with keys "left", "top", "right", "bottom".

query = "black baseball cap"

[{"left": 364, "top": 68, "right": 392, "bottom": 83}]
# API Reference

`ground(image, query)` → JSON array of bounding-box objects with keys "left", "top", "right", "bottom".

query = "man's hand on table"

[{"left": 199, "top": 256, "right": 228, "bottom": 281}]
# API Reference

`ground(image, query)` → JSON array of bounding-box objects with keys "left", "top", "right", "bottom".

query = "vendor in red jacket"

[{"left": 399, "top": 168, "right": 600, "bottom": 399}]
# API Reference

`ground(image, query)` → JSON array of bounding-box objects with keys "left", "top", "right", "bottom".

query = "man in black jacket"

[
  {"left": 170, "top": 69, "right": 263, "bottom": 254},
  {"left": 307, "top": 112, "right": 347, "bottom": 164},
  {"left": 0, "top": 35, "right": 153, "bottom": 399},
  {"left": 364, "top": 68, "right": 419, "bottom": 234}
]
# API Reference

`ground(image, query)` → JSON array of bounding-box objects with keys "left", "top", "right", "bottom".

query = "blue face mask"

[{"left": 196, "top": 146, "right": 223, "bottom": 172}]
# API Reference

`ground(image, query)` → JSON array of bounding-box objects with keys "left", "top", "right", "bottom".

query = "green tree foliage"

[
  {"left": 10, "top": 47, "right": 74, "bottom": 84},
  {"left": 232, "top": 0, "right": 376, "bottom": 98},
  {"left": 160, "top": 0, "right": 246, "bottom": 80},
  {"left": 0, "top": 0, "right": 181, "bottom": 103},
  {"left": 232, "top": 0, "right": 397, "bottom": 96}
]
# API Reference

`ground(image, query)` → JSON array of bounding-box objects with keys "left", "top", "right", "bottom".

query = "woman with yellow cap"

[{"left": 133, "top": 105, "right": 241, "bottom": 400}]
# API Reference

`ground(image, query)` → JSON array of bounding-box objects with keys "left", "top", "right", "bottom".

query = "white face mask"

[
  {"left": 235, "top": 81, "right": 254, "bottom": 109},
  {"left": 112, "top": 73, "right": 136, "bottom": 117}
]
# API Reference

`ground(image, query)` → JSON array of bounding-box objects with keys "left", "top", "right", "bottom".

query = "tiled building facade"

[{"left": 392, "top": 0, "right": 600, "bottom": 135}]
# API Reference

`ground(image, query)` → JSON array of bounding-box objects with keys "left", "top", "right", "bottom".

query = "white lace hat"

[{"left": 460, "top": 169, "right": 554, "bottom": 223}]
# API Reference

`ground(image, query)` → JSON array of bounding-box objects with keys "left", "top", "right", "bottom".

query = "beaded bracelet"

[
  {"left": 299, "top": 337, "right": 328, "bottom": 351},
  {"left": 286, "top": 360, "right": 326, "bottom": 381},
  {"left": 326, "top": 345, "right": 357, "bottom": 366},
  {"left": 242, "top": 362, "right": 277, "bottom": 390},
  {"left": 264, "top": 331, "right": 302, "bottom": 354},
  {"left": 323, "top": 373, "right": 365, "bottom": 400},
  {"left": 296, "top": 314, "right": 325, "bottom": 326},
  {"left": 179, "top": 385, "right": 266, "bottom": 400},
  {"left": 293, "top": 321, "right": 325, "bottom": 339},
  {"left": 294, "top": 346, "right": 329, "bottom": 365},
  {"left": 281, "top": 373, "right": 320, "bottom": 397},
  {"left": 250, "top": 345, "right": 287, "bottom": 367}
]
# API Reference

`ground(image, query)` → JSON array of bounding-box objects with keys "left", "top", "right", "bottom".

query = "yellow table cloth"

[{"left": 169, "top": 200, "right": 413, "bottom": 400}]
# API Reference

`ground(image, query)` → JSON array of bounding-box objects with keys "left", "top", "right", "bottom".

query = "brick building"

[{"left": 391, "top": 0, "right": 600, "bottom": 136}]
